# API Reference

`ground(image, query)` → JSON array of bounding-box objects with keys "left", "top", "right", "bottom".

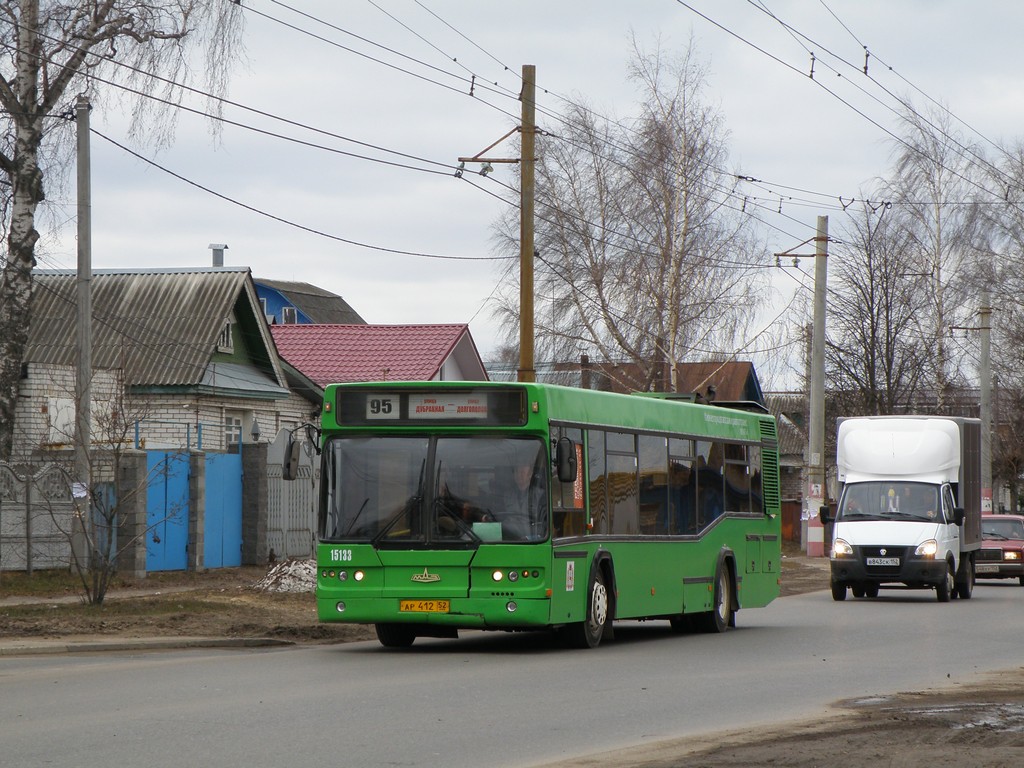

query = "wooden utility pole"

[
  {"left": 75, "top": 95, "right": 92, "bottom": 496},
  {"left": 517, "top": 65, "right": 536, "bottom": 383}
]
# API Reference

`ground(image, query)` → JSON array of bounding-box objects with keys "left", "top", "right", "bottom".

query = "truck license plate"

[{"left": 866, "top": 557, "right": 899, "bottom": 566}]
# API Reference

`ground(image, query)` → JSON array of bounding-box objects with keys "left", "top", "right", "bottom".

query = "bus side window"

[
  {"left": 638, "top": 434, "right": 668, "bottom": 535},
  {"left": 588, "top": 430, "right": 608, "bottom": 535},
  {"left": 552, "top": 427, "right": 585, "bottom": 537}
]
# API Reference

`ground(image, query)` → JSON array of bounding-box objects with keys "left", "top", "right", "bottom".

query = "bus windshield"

[{"left": 320, "top": 436, "right": 549, "bottom": 544}]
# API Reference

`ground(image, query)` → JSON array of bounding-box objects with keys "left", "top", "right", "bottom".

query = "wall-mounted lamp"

[{"left": 251, "top": 418, "right": 261, "bottom": 442}]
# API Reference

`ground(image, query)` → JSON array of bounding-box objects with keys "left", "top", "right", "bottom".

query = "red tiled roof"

[{"left": 270, "top": 324, "right": 471, "bottom": 385}]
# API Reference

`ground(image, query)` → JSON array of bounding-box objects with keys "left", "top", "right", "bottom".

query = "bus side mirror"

[
  {"left": 283, "top": 438, "right": 302, "bottom": 482},
  {"left": 555, "top": 437, "right": 577, "bottom": 483},
  {"left": 953, "top": 507, "right": 965, "bottom": 526},
  {"left": 819, "top": 505, "right": 832, "bottom": 525}
]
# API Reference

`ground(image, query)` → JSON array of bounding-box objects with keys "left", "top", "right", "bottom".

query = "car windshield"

[
  {"left": 982, "top": 518, "right": 1024, "bottom": 541},
  {"left": 839, "top": 481, "right": 942, "bottom": 522},
  {"left": 319, "top": 435, "right": 549, "bottom": 545}
]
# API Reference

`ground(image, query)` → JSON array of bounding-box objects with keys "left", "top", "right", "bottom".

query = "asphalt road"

[{"left": 3, "top": 582, "right": 1022, "bottom": 768}]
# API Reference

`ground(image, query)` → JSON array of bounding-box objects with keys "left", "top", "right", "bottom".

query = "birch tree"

[
  {"left": 824, "top": 201, "right": 930, "bottom": 416},
  {"left": 882, "top": 104, "right": 984, "bottom": 410},
  {"left": 493, "top": 41, "right": 766, "bottom": 392},
  {"left": 0, "top": 0, "right": 243, "bottom": 460}
]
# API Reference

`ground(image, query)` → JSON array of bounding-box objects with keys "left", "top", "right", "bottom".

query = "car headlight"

[
  {"left": 914, "top": 539, "right": 938, "bottom": 558},
  {"left": 832, "top": 538, "right": 853, "bottom": 557},
  {"left": 1005, "top": 551, "right": 1021, "bottom": 561}
]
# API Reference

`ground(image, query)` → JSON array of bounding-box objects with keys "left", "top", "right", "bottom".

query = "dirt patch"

[{"left": 0, "top": 563, "right": 374, "bottom": 645}]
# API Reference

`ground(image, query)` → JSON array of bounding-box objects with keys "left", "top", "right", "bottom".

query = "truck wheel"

[
  {"left": 852, "top": 585, "right": 865, "bottom": 598},
  {"left": 936, "top": 563, "right": 954, "bottom": 603},
  {"left": 955, "top": 559, "right": 974, "bottom": 599},
  {"left": 375, "top": 623, "right": 416, "bottom": 648},
  {"left": 831, "top": 582, "right": 847, "bottom": 601},
  {"left": 865, "top": 584, "right": 879, "bottom": 598}
]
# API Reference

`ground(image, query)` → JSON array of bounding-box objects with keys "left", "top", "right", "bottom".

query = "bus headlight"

[
  {"left": 354, "top": 570, "right": 365, "bottom": 581},
  {"left": 336, "top": 602, "right": 346, "bottom": 613},
  {"left": 914, "top": 539, "right": 938, "bottom": 558},
  {"left": 492, "top": 570, "right": 504, "bottom": 582},
  {"left": 507, "top": 570, "right": 520, "bottom": 582}
]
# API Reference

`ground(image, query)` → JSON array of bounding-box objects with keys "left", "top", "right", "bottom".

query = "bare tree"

[
  {"left": 493, "top": 40, "right": 766, "bottom": 392},
  {"left": 825, "top": 201, "right": 930, "bottom": 415},
  {"left": 0, "top": 0, "right": 244, "bottom": 460},
  {"left": 881, "top": 104, "right": 985, "bottom": 409}
]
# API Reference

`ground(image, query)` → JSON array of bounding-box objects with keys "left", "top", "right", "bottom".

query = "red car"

[{"left": 977, "top": 514, "right": 1024, "bottom": 585}]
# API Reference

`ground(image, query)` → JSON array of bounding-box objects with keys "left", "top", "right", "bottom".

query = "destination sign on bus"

[
  {"left": 335, "top": 386, "right": 526, "bottom": 426},
  {"left": 408, "top": 394, "right": 489, "bottom": 419}
]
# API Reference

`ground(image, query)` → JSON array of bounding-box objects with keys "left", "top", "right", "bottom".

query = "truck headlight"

[
  {"left": 914, "top": 539, "right": 938, "bottom": 558},
  {"left": 832, "top": 538, "right": 853, "bottom": 557}
]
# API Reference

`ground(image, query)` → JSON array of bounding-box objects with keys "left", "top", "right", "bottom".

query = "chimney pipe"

[{"left": 209, "top": 243, "right": 228, "bottom": 268}]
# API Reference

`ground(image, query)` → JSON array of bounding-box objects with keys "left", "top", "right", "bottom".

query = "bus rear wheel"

[
  {"left": 566, "top": 567, "right": 610, "bottom": 648},
  {"left": 698, "top": 562, "right": 734, "bottom": 633},
  {"left": 375, "top": 623, "right": 416, "bottom": 648}
]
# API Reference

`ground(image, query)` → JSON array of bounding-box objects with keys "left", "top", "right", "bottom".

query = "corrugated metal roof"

[
  {"left": 270, "top": 324, "right": 472, "bottom": 385},
  {"left": 27, "top": 268, "right": 270, "bottom": 388}
]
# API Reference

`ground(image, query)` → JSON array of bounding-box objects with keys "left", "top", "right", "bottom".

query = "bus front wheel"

[
  {"left": 375, "top": 623, "right": 416, "bottom": 648},
  {"left": 567, "top": 567, "right": 610, "bottom": 648}
]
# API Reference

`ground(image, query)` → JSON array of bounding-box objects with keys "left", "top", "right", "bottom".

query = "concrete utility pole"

[
  {"left": 807, "top": 216, "right": 829, "bottom": 530},
  {"left": 518, "top": 64, "right": 537, "bottom": 383},
  {"left": 980, "top": 290, "right": 992, "bottom": 512},
  {"left": 75, "top": 95, "right": 92, "bottom": 499}
]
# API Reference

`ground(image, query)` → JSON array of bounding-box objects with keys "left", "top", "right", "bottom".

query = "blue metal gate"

[
  {"left": 204, "top": 453, "right": 243, "bottom": 567},
  {"left": 146, "top": 452, "right": 190, "bottom": 571}
]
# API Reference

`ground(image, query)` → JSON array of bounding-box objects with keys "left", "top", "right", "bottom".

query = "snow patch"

[{"left": 253, "top": 559, "right": 317, "bottom": 593}]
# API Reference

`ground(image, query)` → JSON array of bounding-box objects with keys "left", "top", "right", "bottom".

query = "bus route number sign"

[{"left": 365, "top": 395, "right": 399, "bottom": 420}]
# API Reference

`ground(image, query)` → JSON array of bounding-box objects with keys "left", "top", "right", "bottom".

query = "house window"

[
  {"left": 217, "top": 318, "right": 234, "bottom": 353},
  {"left": 225, "top": 411, "right": 243, "bottom": 453},
  {"left": 282, "top": 306, "right": 297, "bottom": 324}
]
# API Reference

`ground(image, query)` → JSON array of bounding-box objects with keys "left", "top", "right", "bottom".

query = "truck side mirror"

[
  {"left": 555, "top": 436, "right": 577, "bottom": 483},
  {"left": 953, "top": 507, "right": 965, "bottom": 526},
  {"left": 282, "top": 438, "right": 302, "bottom": 482},
  {"left": 819, "top": 505, "right": 832, "bottom": 525}
]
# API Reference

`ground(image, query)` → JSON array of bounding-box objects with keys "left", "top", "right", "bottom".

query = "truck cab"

[{"left": 823, "top": 480, "right": 966, "bottom": 600}]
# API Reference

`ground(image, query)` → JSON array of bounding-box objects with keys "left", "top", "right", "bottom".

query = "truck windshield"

[
  {"left": 839, "top": 481, "right": 942, "bottom": 522},
  {"left": 319, "top": 436, "right": 549, "bottom": 545}
]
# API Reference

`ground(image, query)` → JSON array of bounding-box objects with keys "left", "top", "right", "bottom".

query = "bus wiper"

[
  {"left": 434, "top": 494, "right": 481, "bottom": 542},
  {"left": 373, "top": 459, "right": 426, "bottom": 544},
  {"left": 342, "top": 498, "right": 370, "bottom": 536}
]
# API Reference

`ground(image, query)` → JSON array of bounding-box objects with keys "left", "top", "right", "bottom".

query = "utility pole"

[
  {"left": 75, "top": 95, "right": 92, "bottom": 504},
  {"left": 457, "top": 64, "right": 537, "bottom": 382},
  {"left": 807, "top": 216, "right": 829, "bottom": 540},
  {"left": 517, "top": 65, "right": 536, "bottom": 383},
  {"left": 980, "top": 291, "right": 992, "bottom": 512}
]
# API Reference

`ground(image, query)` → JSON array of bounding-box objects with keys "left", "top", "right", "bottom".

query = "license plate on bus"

[
  {"left": 399, "top": 599, "right": 450, "bottom": 613},
  {"left": 866, "top": 557, "right": 899, "bottom": 567}
]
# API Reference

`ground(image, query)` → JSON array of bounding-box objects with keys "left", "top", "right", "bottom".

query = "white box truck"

[{"left": 818, "top": 416, "right": 981, "bottom": 602}]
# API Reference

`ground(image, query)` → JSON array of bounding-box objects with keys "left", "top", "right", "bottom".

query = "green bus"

[{"left": 311, "top": 381, "right": 781, "bottom": 648}]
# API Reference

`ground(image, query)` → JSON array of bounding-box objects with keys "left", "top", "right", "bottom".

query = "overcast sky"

[{"left": 40, "top": 1, "right": 1024, "bottom": 385}]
